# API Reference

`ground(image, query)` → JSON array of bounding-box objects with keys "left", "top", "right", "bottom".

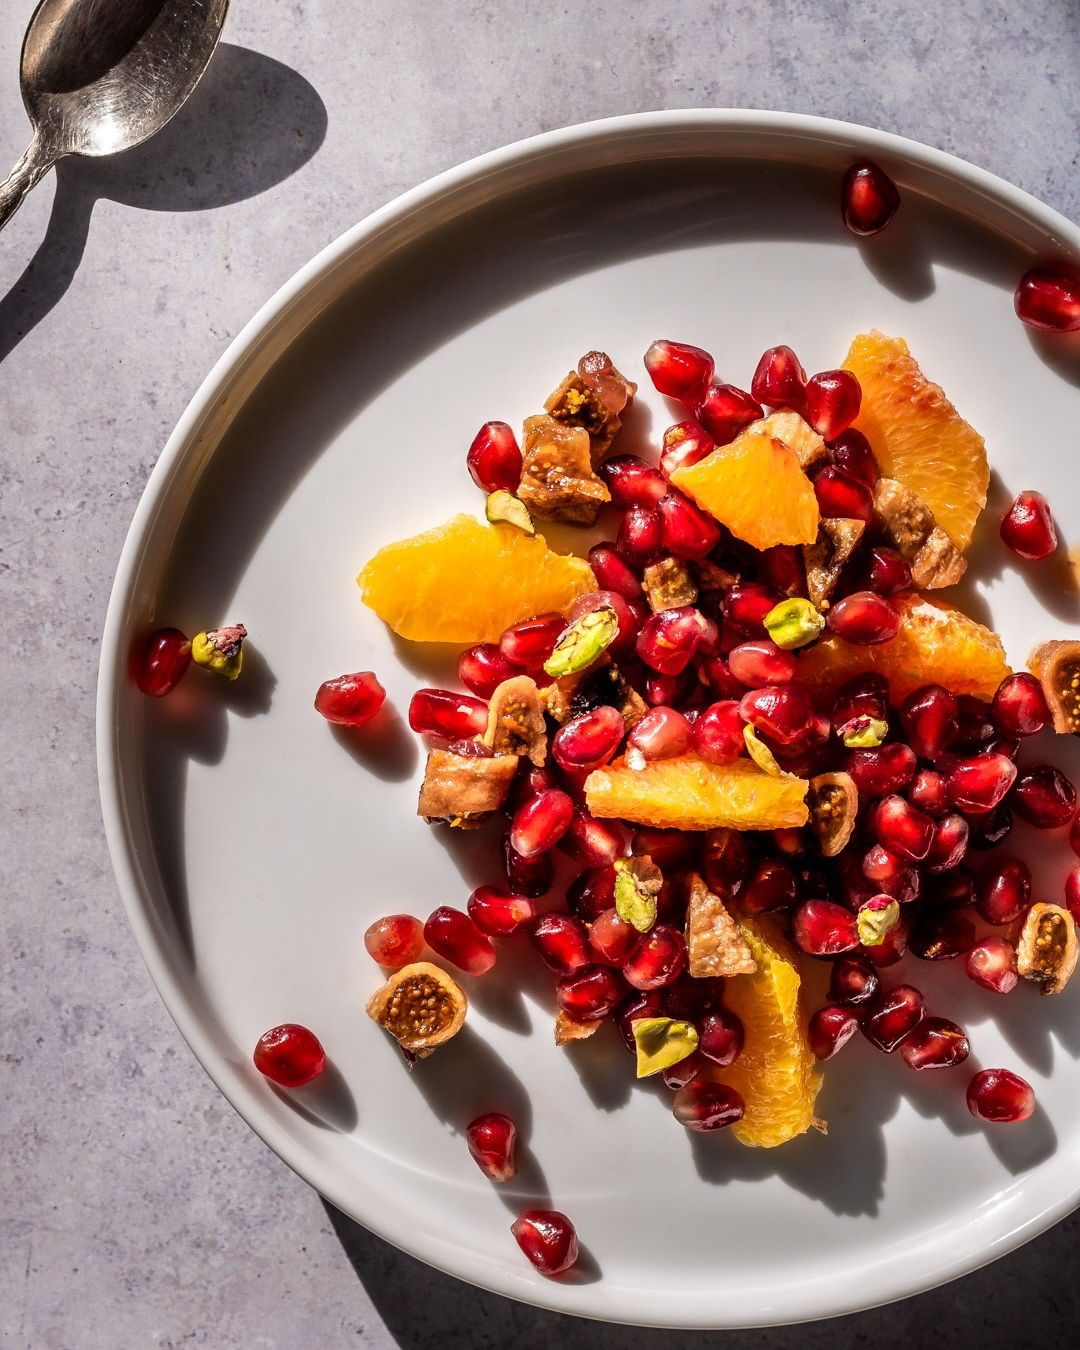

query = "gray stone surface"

[{"left": 3, "top": 1, "right": 1080, "bottom": 1346}]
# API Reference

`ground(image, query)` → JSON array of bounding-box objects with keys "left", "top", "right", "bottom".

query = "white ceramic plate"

[{"left": 98, "top": 110, "right": 1080, "bottom": 1328}]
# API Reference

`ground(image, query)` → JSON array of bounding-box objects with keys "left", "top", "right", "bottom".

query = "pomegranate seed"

[
  {"left": 627, "top": 832, "right": 692, "bottom": 874},
  {"left": 601, "top": 455, "right": 668, "bottom": 507},
  {"left": 812, "top": 465, "right": 875, "bottom": 522},
  {"left": 504, "top": 837, "right": 552, "bottom": 898},
  {"left": 908, "top": 769, "right": 948, "bottom": 817},
  {"left": 511, "top": 1210, "right": 579, "bottom": 1275},
  {"left": 809, "top": 1005, "right": 859, "bottom": 1060},
  {"left": 567, "top": 866, "right": 617, "bottom": 920},
  {"left": 900, "top": 1017, "right": 970, "bottom": 1070},
  {"left": 642, "top": 670, "right": 691, "bottom": 707},
  {"left": 695, "top": 383, "right": 762, "bottom": 444},
  {"left": 695, "top": 655, "right": 741, "bottom": 700},
  {"left": 556, "top": 964, "right": 624, "bottom": 1020},
  {"left": 759, "top": 544, "right": 807, "bottom": 598},
  {"left": 728, "top": 639, "right": 797, "bottom": 687},
  {"left": 830, "top": 428, "right": 879, "bottom": 487},
  {"left": 457, "top": 645, "right": 518, "bottom": 699},
  {"left": 967, "top": 1068, "right": 1035, "bottom": 1123},
  {"left": 466, "top": 1112, "right": 517, "bottom": 1181},
  {"left": 662, "top": 1051, "right": 706, "bottom": 1090},
  {"left": 623, "top": 924, "right": 687, "bottom": 990},
  {"left": 831, "top": 673, "right": 888, "bottom": 736},
  {"left": 560, "top": 809, "right": 624, "bottom": 869},
  {"left": 702, "top": 828, "right": 750, "bottom": 897},
  {"left": 660, "top": 419, "right": 716, "bottom": 477},
  {"left": 910, "top": 910, "right": 975, "bottom": 960},
  {"left": 924, "top": 813, "right": 969, "bottom": 873},
  {"left": 588, "top": 907, "right": 638, "bottom": 965},
  {"left": 644, "top": 339, "right": 715, "bottom": 403},
  {"left": 1012, "top": 763, "right": 1077, "bottom": 828},
  {"left": 841, "top": 160, "right": 901, "bottom": 235},
  {"left": 424, "top": 907, "right": 496, "bottom": 975},
  {"left": 467, "top": 887, "right": 537, "bottom": 937},
  {"left": 408, "top": 687, "right": 487, "bottom": 740},
  {"left": 1000, "top": 490, "right": 1057, "bottom": 560},
  {"left": 664, "top": 974, "right": 725, "bottom": 1022},
  {"left": 966, "top": 936, "right": 1019, "bottom": 993},
  {"left": 739, "top": 685, "right": 813, "bottom": 746},
  {"left": 829, "top": 954, "right": 879, "bottom": 1006},
  {"left": 742, "top": 858, "right": 798, "bottom": 914},
  {"left": 637, "top": 606, "right": 704, "bottom": 675},
  {"left": 804, "top": 369, "right": 861, "bottom": 439},
  {"left": 899, "top": 685, "right": 958, "bottom": 758},
  {"left": 723, "top": 584, "right": 780, "bottom": 636},
  {"left": 945, "top": 753, "right": 1017, "bottom": 814},
  {"left": 925, "top": 867, "right": 975, "bottom": 909},
  {"left": 750, "top": 345, "right": 807, "bottom": 409},
  {"left": 531, "top": 913, "right": 590, "bottom": 974},
  {"left": 627, "top": 706, "right": 692, "bottom": 761},
  {"left": 1014, "top": 267, "right": 1080, "bottom": 332},
  {"left": 499, "top": 613, "right": 565, "bottom": 670},
  {"left": 793, "top": 899, "right": 859, "bottom": 956},
  {"left": 617, "top": 989, "right": 665, "bottom": 1049},
  {"left": 587, "top": 543, "right": 643, "bottom": 600},
  {"left": 552, "top": 707, "right": 624, "bottom": 773},
  {"left": 617, "top": 504, "right": 663, "bottom": 563},
  {"left": 954, "top": 695, "right": 997, "bottom": 750},
  {"left": 863, "top": 545, "right": 912, "bottom": 597},
  {"left": 510, "top": 789, "right": 574, "bottom": 857},
  {"left": 975, "top": 857, "right": 1031, "bottom": 926},
  {"left": 466, "top": 421, "right": 521, "bottom": 492},
  {"left": 863, "top": 910, "right": 912, "bottom": 968},
  {"left": 967, "top": 803, "right": 1013, "bottom": 849},
  {"left": 992, "top": 673, "right": 1050, "bottom": 737},
  {"left": 861, "top": 984, "right": 925, "bottom": 1052},
  {"left": 364, "top": 914, "right": 425, "bottom": 968},
  {"left": 311, "top": 671, "right": 385, "bottom": 727},
  {"left": 827, "top": 591, "right": 900, "bottom": 645},
  {"left": 253, "top": 1024, "right": 325, "bottom": 1087},
  {"left": 697, "top": 1007, "right": 744, "bottom": 1066},
  {"left": 869, "top": 794, "right": 934, "bottom": 861},
  {"left": 135, "top": 627, "right": 192, "bottom": 696},
  {"left": 657, "top": 489, "right": 722, "bottom": 560},
  {"left": 672, "top": 1078, "right": 745, "bottom": 1131},
  {"left": 1066, "top": 866, "right": 1080, "bottom": 923}
]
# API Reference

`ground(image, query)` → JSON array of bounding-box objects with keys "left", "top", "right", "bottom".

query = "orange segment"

[
  {"left": 358, "top": 514, "right": 595, "bottom": 643},
  {"left": 584, "top": 755, "right": 808, "bottom": 831},
  {"left": 715, "top": 916, "right": 823, "bottom": 1148},
  {"left": 671, "top": 426, "right": 819, "bottom": 550},
  {"left": 843, "top": 331, "right": 989, "bottom": 550},
  {"left": 798, "top": 592, "right": 1010, "bottom": 703}
]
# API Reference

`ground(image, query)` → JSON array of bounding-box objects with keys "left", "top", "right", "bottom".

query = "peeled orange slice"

[{"left": 358, "top": 514, "right": 595, "bottom": 643}]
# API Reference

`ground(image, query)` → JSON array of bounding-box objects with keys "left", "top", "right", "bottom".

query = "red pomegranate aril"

[
  {"left": 863, "top": 545, "right": 912, "bottom": 597},
  {"left": 809, "top": 1005, "right": 859, "bottom": 1060},
  {"left": 841, "top": 160, "right": 901, "bottom": 235},
  {"left": 466, "top": 1112, "right": 517, "bottom": 1182},
  {"left": 531, "top": 913, "right": 591, "bottom": 974},
  {"left": 664, "top": 974, "right": 725, "bottom": 1022},
  {"left": 908, "top": 769, "right": 948, "bottom": 817},
  {"left": 456, "top": 644, "right": 518, "bottom": 699},
  {"left": 1000, "top": 490, "right": 1057, "bottom": 560},
  {"left": 566, "top": 589, "right": 638, "bottom": 657},
  {"left": 793, "top": 899, "right": 859, "bottom": 956},
  {"left": 829, "top": 428, "right": 879, "bottom": 488},
  {"left": 504, "top": 837, "right": 552, "bottom": 898},
  {"left": 587, "top": 543, "right": 643, "bottom": 600},
  {"left": 900, "top": 1017, "right": 970, "bottom": 1070},
  {"left": 924, "top": 813, "right": 969, "bottom": 873},
  {"left": 954, "top": 695, "right": 997, "bottom": 750},
  {"left": 632, "top": 828, "right": 698, "bottom": 871},
  {"left": 910, "top": 910, "right": 975, "bottom": 961},
  {"left": 829, "top": 954, "right": 879, "bottom": 1006},
  {"left": 831, "top": 673, "right": 889, "bottom": 737},
  {"left": 556, "top": 964, "right": 624, "bottom": 1021},
  {"left": 812, "top": 465, "right": 875, "bottom": 523},
  {"left": 623, "top": 924, "right": 687, "bottom": 990},
  {"left": 967, "top": 803, "right": 1014, "bottom": 849},
  {"left": 966, "top": 936, "right": 1019, "bottom": 993},
  {"left": 1071, "top": 814, "right": 1080, "bottom": 860},
  {"left": 696, "top": 655, "right": 743, "bottom": 700},
  {"left": 739, "top": 685, "right": 813, "bottom": 747},
  {"left": 660, "top": 419, "right": 716, "bottom": 477},
  {"left": 1011, "top": 763, "right": 1077, "bottom": 828},
  {"left": 657, "top": 489, "right": 723, "bottom": 560},
  {"left": 1014, "top": 266, "right": 1080, "bottom": 332},
  {"left": 601, "top": 454, "right": 668, "bottom": 507},
  {"left": 253, "top": 1024, "right": 326, "bottom": 1087},
  {"left": 311, "top": 670, "right": 386, "bottom": 727},
  {"left": 900, "top": 685, "right": 958, "bottom": 758},
  {"left": 499, "top": 613, "right": 565, "bottom": 670},
  {"left": 697, "top": 1007, "right": 744, "bottom": 1066},
  {"left": 511, "top": 1210, "right": 579, "bottom": 1275},
  {"left": 967, "top": 1068, "right": 1035, "bottom": 1123},
  {"left": 863, "top": 910, "right": 912, "bottom": 968},
  {"left": 467, "top": 887, "right": 537, "bottom": 937},
  {"left": 466, "top": 421, "right": 522, "bottom": 492},
  {"left": 552, "top": 707, "right": 624, "bottom": 773},
  {"left": 560, "top": 809, "right": 624, "bottom": 869},
  {"left": 662, "top": 1051, "right": 706, "bottom": 1090},
  {"left": 750, "top": 344, "right": 807, "bottom": 409},
  {"left": 702, "top": 828, "right": 750, "bottom": 897},
  {"left": 567, "top": 866, "right": 617, "bottom": 920},
  {"left": 728, "top": 639, "right": 797, "bottom": 687},
  {"left": 424, "top": 907, "right": 496, "bottom": 975},
  {"left": 617, "top": 989, "right": 665, "bottom": 1049},
  {"left": 645, "top": 670, "right": 693, "bottom": 707},
  {"left": 364, "top": 913, "right": 425, "bottom": 968},
  {"left": 975, "top": 856, "right": 1031, "bottom": 926},
  {"left": 804, "top": 369, "right": 861, "bottom": 439},
  {"left": 510, "top": 789, "right": 574, "bottom": 857},
  {"left": 742, "top": 858, "right": 799, "bottom": 914},
  {"left": 992, "top": 672, "right": 1050, "bottom": 737},
  {"left": 925, "top": 867, "right": 975, "bottom": 910},
  {"left": 860, "top": 984, "right": 925, "bottom": 1052},
  {"left": 870, "top": 794, "right": 934, "bottom": 862},
  {"left": 945, "top": 753, "right": 1017, "bottom": 815},
  {"left": 672, "top": 1078, "right": 745, "bottom": 1131},
  {"left": 695, "top": 383, "right": 763, "bottom": 444},
  {"left": 135, "top": 627, "right": 192, "bottom": 697},
  {"left": 1066, "top": 866, "right": 1080, "bottom": 923},
  {"left": 862, "top": 845, "right": 920, "bottom": 903},
  {"left": 627, "top": 706, "right": 693, "bottom": 761},
  {"left": 827, "top": 591, "right": 900, "bottom": 645},
  {"left": 644, "top": 339, "right": 715, "bottom": 403},
  {"left": 588, "top": 908, "right": 638, "bottom": 966},
  {"left": 637, "top": 606, "right": 704, "bottom": 675},
  {"left": 723, "top": 584, "right": 781, "bottom": 636},
  {"left": 617, "top": 504, "right": 663, "bottom": 564},
  {"left": 759, "top": 544, "right": 807, "bottom": 598},
  {"left": 408, "top": 688, "right": 488, "bottom": 740}
]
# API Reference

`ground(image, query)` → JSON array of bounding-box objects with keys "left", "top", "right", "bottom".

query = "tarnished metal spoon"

[{"left": 0, "top": 0, "right": 228, "bottom": 231}]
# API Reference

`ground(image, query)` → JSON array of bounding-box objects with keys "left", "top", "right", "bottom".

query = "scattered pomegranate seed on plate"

[
  {"left": 253, "top": 1024, "right": 326, "bottom": 1087},
  {"left": 967, "top": 1068, "right": 1035, "bottom": 1123},
  {"left": 466, "top": 1112, "right": 517, "bottom": 1181},
  {"left": 511, "top": 1209, "right": 579, "bottom": 1275},
  {"left": 135, "top": 627, "right": 192, "bottom": 697},
  {"left": 1000, "top": 490, "right": 1057, "bottom": 559},
  {"left": 841, "top": 161, "right": 901, "bottom": 235},
  {"left": 1014, "top": 267, "right": 1080, "bottom": 332}
]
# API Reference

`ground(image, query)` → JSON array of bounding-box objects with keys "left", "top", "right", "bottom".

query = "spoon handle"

[{"left": 0, "top": 137, "right": 56, "bottom": 232}]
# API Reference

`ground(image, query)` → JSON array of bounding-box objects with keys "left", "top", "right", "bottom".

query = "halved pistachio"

[
  {"left": 744, "top": 724, "right": 783, "bottom": 777},
  {"left": 764, "top": 597, "right": 825, "bottom": 650},
  {"left": 857, "top": 896, "right": 900, "bottom": 947},
  {"left": 842, "top": 716, "right": 889, "bottom": 748},
  {"left": 191, "top": 623, "right": 247, "bottom": 680},
  {"left": 543, "top": 606, "right": 619, "bottom": 678},
  {"left": 632, "top": 1017, "right": 699, "bottom": 1077},
  {"left": 485, "top": 490, "right": 534, "bottom": 534},
  {"left": 614, "top": 856, "right": 663, "bottom": 932}
]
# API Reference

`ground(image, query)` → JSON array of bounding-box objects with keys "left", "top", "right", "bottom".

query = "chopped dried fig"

[
  {"left": 518, "top": 414, "right": 610, "bottom": 524},
  {"left": 642, "top": 557, "right": 698, "bottom": 612},
  {"left": 1015, "top": 902, "right": 1078, "bottom": 995},
  {"left": 545, "top": 350, "right": 637, "bottom": 460},
  {"left": 366, "top": 961, "right": 467, "bottom": 1054},
  {"left": 417, "top": 749, "right": 518, "bottom": 827},
  {"left": 694, "top": 558, "right": 741, "bottom": 597},
  {"left": 873, "top": 478, "right": 966, "bottom": 589},
  {"left": 807, "top": 772, "right": 858, "bottom": 857},
  {"left": 684, "top": 873, "right": 757, "bottom": 978},
  {"left": 1029, "top": 640, "right": 1080, "bottom": 734},
  {"left": 483, "top": 675, "right": 547, "bottom": 766},
  {"left": 751, "top": 410, "right": 829, "bottom": 471},
  {"left": 804, "top": 517, "right": 865, "bottom": 607},
  {"left": 541, "top": 663, "right": 646, "bottom": 728},
  {"left": 554, "top": 1010, "right": 601, "bottom": 1046}
]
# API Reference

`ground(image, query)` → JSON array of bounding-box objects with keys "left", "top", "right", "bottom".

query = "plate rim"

[{"left": 96, "top": 107, "right": 1080, "bottom": 1329}]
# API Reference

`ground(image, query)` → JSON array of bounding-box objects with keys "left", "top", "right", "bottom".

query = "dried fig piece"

[
  {"left": 807, "top": 772, "right": 858, "bottom": 858},
  {"left": 545, "top": 350, "right": 637, "bottom": 460},
  {"left": 684, "top": 873, "right": 757, "bottom": 978},
  {"left": 1015, "top": 902, "right": 1078, "bottom": 995},
  {"left": 642, "top": 557, "right": 698, "bottom": 612},
  {"left": 541, "top": 663, "right": 646, "bottom": 728},
  {"left": 694, "top": 558, "right": 741, "bottom": 598},
  {"left": 554, "top": 1010, "right": 600, "bottom": 1046},
  {"left": 517, "top": 414, "right": 610, "bottom": 524},
  {"left": 804, "top": 517, "right": 865, "bottom": 607},
  {"left": 873, "top": 478, "right": 966, "bottom": 589},
  {"left": 751, "top": 410, "right": 828, "bottom": 471},
  {"left": 417, "top": 749, "right": 518, "bottom": 827},
  {"left": 1029, "top": 640, "right": 1080, "bottom": 734},
  {"left": 483, "top": 675, "right": 547, "bottom": 766},
  {"left": 366, "top": 961, "right": 467, "bottom": 1054}
]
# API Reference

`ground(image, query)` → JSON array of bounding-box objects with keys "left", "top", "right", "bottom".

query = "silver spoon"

[{"left": 0, "top": 0, "right": 228, "bottom": 231}]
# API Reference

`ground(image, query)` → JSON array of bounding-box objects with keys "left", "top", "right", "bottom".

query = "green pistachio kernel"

[
  {"left": 744, "top": 723, "right": 784, "bottom": 777},
  {"left": 857, "top": 898, "right": 900, "bottom": 947},
  {"left": 191, "top": 623, "right": 247, "bottom": 680},
  {"left": 632, "top": 1017, "right": 699, "bottom": 1078},
  {"left": 485, "top": 490, "right": 535, "bottom": 535},
  {"left": 614, "top": 859, "right": 659, "bottom": 933},
  {"left": 842, "top": 716, "right": 890, "bottom": 749},
  {"left": 543, "top": 606, "right": 619, "bottom": 678},
  {"left": 764, "top": 597, "right": 825, "bottom": 650}
]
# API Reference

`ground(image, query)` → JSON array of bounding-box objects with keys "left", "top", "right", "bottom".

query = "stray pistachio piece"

[
  {"left": 191, "top": 623, "right": 247, "bottom": 680},
  {"left": 842, "top": 716, "right": 890, "bottom": 749},
  {"left": 614, "top": 856, "right": 662, "bottom": 932},
  {"left": 744, "top": 724, "right": 784, "bottom": 777},
  {"left": 764, "top": 597, "right": 825, "bottom": 650},
  {"left": 543, "top": 606, "right": 619, "bottom": 678},
  {"left": 484, "top": 490, "right": 534, "bottom": 534},
  {"left": 857, "top": 897, "right": 900, "bottom": 947},
  {"left": 632, "top": 1017, "right": 699, "bottom": 1078}
]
